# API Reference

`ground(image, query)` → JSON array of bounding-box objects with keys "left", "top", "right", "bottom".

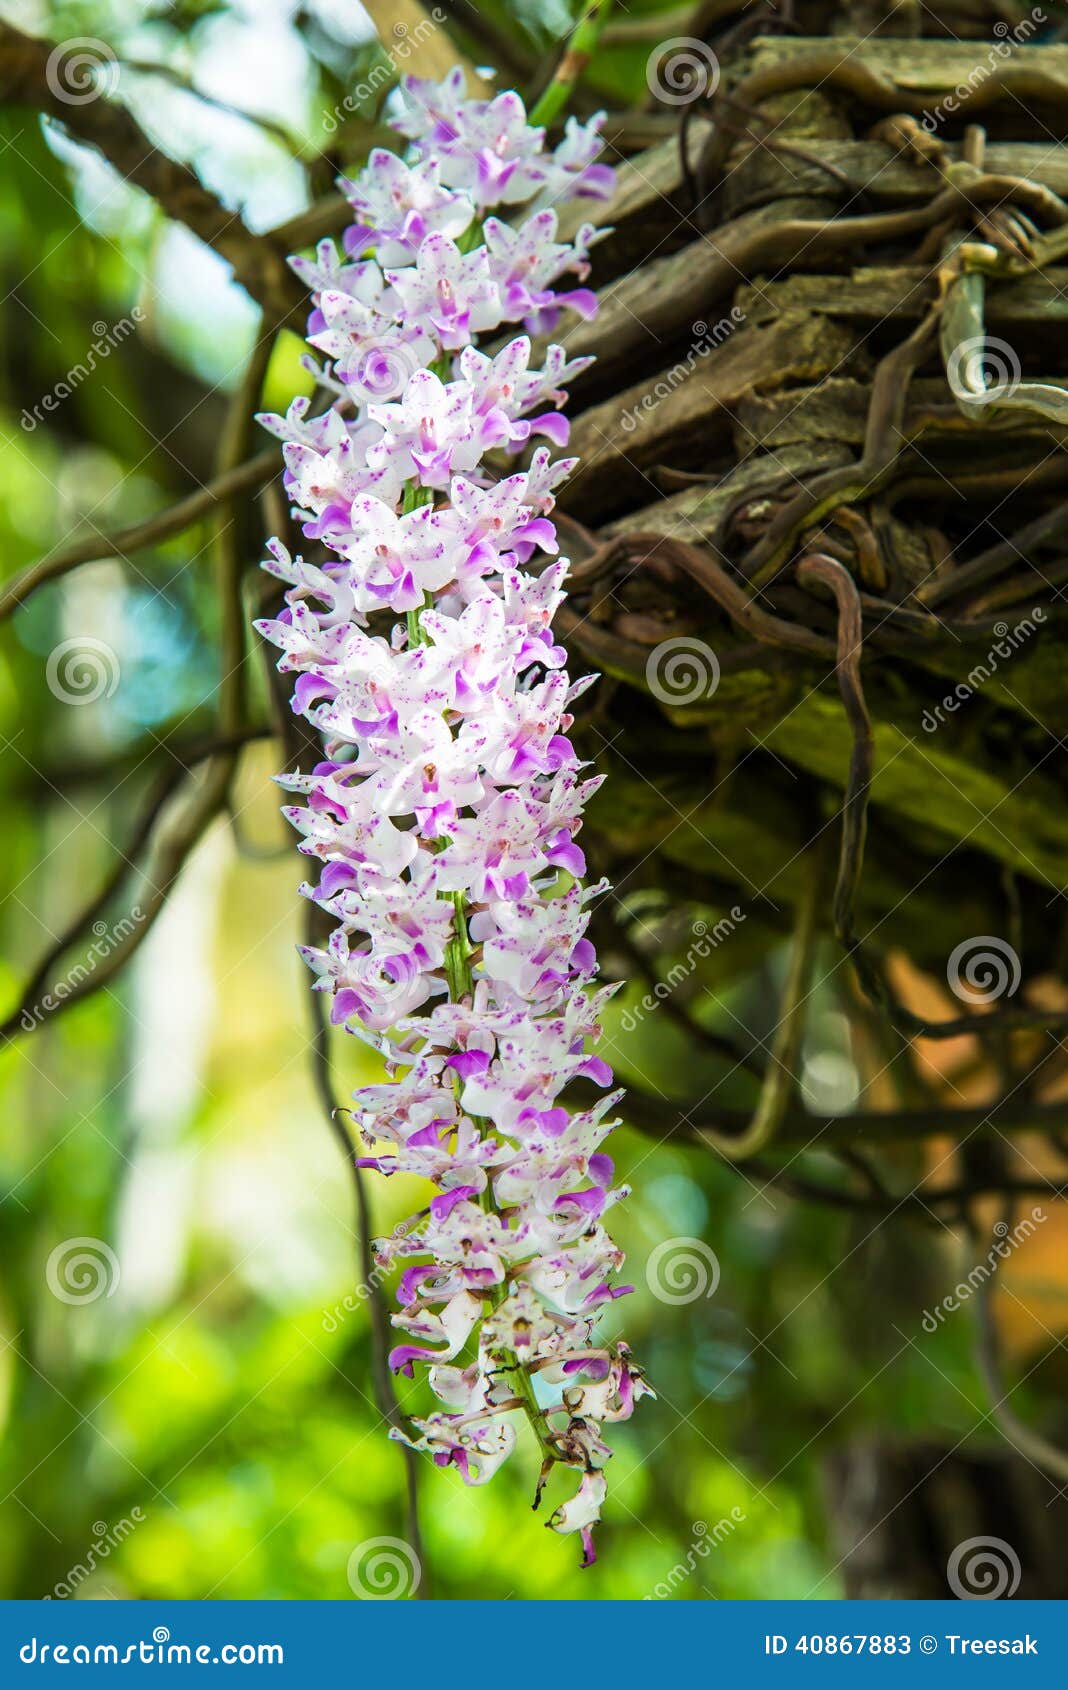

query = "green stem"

[
  {"left": 406, "top": 602, "right": 427, "bottom": 647},
  {"left": 481, "top": 1242, "right": 559, "bottom": 1468},
  {"left": 443, "top": 890, "right": 472, "bottom": 999},
  {"left": 694, "top": 853, "right": 822, "bottom": 1160},
  {"left": 430, "top": 730, "right": 559, "bottom": 1468},
  {"left": 397, "top": 441, "right": 560, "bottom": 1471},
  {"left": 529, "top": 0, "right": 615, "bottom": 128},
  {"left": 510, "top": 1345, "right": 560, "bottom": 1466},
  {"left": 402, "top": 484, "right": 435, "bottom": 515},
  {"left": 403, "top": 485, "right": 435, "bottom": 647}
]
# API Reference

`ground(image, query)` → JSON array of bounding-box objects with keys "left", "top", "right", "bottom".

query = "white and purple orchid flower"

[{"left": 257, "top": 71, "right": 652, "bottom": 1568}]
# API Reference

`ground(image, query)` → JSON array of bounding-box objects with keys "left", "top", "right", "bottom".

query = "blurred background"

[{"left": 2, "top": 0, "right": 1068, "bottom": 1603}]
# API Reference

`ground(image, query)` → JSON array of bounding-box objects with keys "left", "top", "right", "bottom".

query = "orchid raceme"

[{"left": 256, "top": 71, "right": 652, "bottom": 1567}]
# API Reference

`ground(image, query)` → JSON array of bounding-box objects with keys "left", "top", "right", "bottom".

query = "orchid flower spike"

[{"left": 257, "top": 69, "right": 652, "bottom": 1569}]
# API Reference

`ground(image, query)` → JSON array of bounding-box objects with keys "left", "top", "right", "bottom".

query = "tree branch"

[
  {"left": 307, "top": 977, "right": 426, "bottom": 1588},
  {"left": 0, "top": 753, "right": 240, "bottom": 1043},
  {"left": 0, "top": 22, "right": 303, "bottom": 321},
  {"left": 969, "top": 1209, "right": 1068, "bottom": 1483},
  {"left": 0, "top": 449, "right": 278, "bottom": 621},
  {"left": 741, "top": 1161, "right": 1068, "bottom": 1217},
  {"left": 619, "top": 1083, "right": 1068, "bottom": 1151},
  {"left": 796, "top": 551, "right": 872, "bottom": 953},
  {"left": 690, "top": 848, "right": 822, "bottom": 1159}
]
